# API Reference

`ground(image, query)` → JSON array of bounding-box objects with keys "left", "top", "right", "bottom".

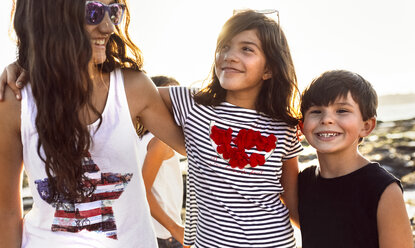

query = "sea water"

[{"left": 377, "top": 102, "right": 415, "bottom": 122}]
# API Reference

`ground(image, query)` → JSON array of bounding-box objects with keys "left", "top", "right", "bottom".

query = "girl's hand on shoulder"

[{"left": 0, "top": 62, "right": 28, "bottom": 101}]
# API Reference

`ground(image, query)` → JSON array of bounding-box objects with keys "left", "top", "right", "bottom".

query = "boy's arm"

[
  {"left": 280, "top": 157, "right": 300, "bottom": 228},
  {"left": 142, "top": 137, "right": 184, "bottom": 244},
  {"left": 0, "top": 87, "right": 24, "bottom": 247},
  {"left": 377, "top": 182, "right": 413, "bottom": 248}
]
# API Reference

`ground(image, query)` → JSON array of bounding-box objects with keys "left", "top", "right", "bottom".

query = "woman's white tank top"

[{"left": 20, "top": 69, "right": 157, "bottom": 248}]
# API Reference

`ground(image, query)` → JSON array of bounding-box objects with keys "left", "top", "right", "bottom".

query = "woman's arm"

[
  {"left": 142, "top": 137, "right": 184, "bottom": 244},
  {"left": 377, "top": 182, "right": 412, "bottom": 248},
  {"left": 123, "top": 70, "right": 186, "bottom": 155},
  {"left": 0, "top": 87, "right": 24, "bottom": 247},
  {"left": 280, "top": 157, "right": 300, "bottom": 228},
  {"left": 157, "top": 87, "right": 173, "bottom": 113},
  {"left": 0, "top": 66, "right": 186, "bottom": 153}
]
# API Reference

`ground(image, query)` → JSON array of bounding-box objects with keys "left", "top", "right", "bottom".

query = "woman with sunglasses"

[{"left": 0, "top": 0, "right": 185, "bottom": 247}]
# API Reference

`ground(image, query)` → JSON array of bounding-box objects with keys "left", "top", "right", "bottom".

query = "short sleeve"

[
  {"left": 169, "top": 86, "right": 198, "bottom": 128},
  {"left": 283, "top": 126, "right": 303, "bottom": 160}
]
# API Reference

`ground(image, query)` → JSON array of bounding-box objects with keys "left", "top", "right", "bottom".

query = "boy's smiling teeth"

[{"left": 317, "top": 132, "right": 339, "bottom": 137}]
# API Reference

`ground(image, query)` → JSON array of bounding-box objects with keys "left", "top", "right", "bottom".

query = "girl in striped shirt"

[{"left": 159, "top": 10, "right": 303, "bottom": 248}]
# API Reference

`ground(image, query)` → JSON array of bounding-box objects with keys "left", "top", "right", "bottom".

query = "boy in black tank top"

[{"left": 298, "top": 70, "right": 412, "bottom": 248}]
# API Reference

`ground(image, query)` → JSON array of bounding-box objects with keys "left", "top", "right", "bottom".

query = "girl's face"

[
  {"left": 215, "top": 29, "right": 271, "bottom": 104},
  {"left": 84, "top": 0, "right": 121, "bottom": 65}
]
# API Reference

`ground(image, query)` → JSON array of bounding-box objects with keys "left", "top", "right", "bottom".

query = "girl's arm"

[
  {"left": 377, "top": 182, "right": 412, "bottom": 248},
  {"left": 0, "top": 87, "right": 24, "bottom": 247},
  {"left": 123, "top": 70, "right": 186, "bottom": 155},
  {"left": 280, "top": 157, "right": 300, "bottom": 228},
  {"left": 142, "top": 137, "right": 184, "bottom": 244},
  {"left": 0, "top": 62, "right": 27, "bottom": 101}
]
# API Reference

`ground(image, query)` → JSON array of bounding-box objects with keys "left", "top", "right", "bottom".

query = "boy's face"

[{"left": 302, "top": 92, "right": 375, "bottom": 155}]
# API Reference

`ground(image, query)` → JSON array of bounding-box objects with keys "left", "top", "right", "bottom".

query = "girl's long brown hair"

[
  {"left": 13, "top": 0, "right": 143, "bottom": 201},
  {"left": 194, "top": 10, "right": 300, "bottom": 126}
]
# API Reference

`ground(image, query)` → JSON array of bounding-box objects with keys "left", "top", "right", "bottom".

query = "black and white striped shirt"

[{"left": 170, "top": 87, "right": 302, "bottom": 248}]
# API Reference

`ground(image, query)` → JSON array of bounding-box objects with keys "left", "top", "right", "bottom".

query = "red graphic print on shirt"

[{"left": 209, "top": 123, "right": 277, "bottom": 169}]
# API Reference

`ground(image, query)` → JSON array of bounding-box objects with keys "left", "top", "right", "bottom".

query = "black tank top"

[{"left": 298, "top": 163, "right": 402, "bottom": 248}]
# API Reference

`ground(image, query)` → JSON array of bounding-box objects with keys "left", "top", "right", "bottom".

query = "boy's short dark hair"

[{"left": 301, "top": 70, "right": 378, "bottom": 121}]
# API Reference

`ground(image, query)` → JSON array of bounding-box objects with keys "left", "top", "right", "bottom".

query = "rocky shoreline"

[
  {"left": 364, "top": 118, "right": 415, "bottom": 189},
  {"left": 366, "top": 118, "right": 415, "bottom": 243}
]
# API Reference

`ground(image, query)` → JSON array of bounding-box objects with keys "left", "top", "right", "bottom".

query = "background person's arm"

[{"left": 142, "top": 137, "right": 184, "bottom": 244}]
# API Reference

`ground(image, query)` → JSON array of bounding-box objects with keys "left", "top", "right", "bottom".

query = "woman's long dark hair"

[
  {"left": 194, "top": 10, "right": 300, "bottom": 126},
  {"left": 12, "top": 0, "right": 143, "bottom": 201}
]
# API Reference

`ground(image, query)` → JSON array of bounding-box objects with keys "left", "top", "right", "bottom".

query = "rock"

[
  {"left": 402, "top": 172, "right": 415, "bottom": 189},
  {"left": 361, "top": 118, "right": 415, "bottom": 186},
  {"left": 299, "top": 154, "right": 317, "bottom": 163}
]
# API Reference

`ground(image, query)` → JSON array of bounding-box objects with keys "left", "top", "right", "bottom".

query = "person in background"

[
  {"left": 298, "top": 70, "right": 412, "bottom": 248},
  {"left": 0, "top": 0, "right": 184, "bottom": 247},
  {"left": 139, "top": 75, "right": 184, "bottom": 248}
]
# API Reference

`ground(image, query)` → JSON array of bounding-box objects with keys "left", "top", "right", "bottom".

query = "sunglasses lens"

[
  {"left": 85, "top": 2, "right": 105, "bottom": 25},
  {"left": 109, "top": 4, "right": 124, "bottom": 25}
]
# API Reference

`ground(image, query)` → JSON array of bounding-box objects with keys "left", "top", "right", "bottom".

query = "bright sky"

[{"left": 1, "top": 0, "right": 414, "bottom": 96}]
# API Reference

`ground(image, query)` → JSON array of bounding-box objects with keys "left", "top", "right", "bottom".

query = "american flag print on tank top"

[
  {"left": 35, "top": 152, "right": 133, "bottom": 240},
  {"left": 169, "top": 86, "right": 302, "bottom": 248}
]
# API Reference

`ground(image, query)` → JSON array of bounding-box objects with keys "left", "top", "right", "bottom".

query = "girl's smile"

[
  {"left": 215, "top": 29, "right": 271, "bottom": 109},
  {"left": 220, "top": 66, "right": 243, "bottom": 74}
]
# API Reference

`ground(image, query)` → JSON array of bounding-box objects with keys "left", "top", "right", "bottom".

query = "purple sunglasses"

[{"left": 85, "top": 1, "right": 126, "bottom": 25}]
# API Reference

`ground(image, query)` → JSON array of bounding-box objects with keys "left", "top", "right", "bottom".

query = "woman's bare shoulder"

[
  {"left": 121, "top": 69, "right": 158, "bottom": 117},
  {"left": 0, "top": 87, "right": 20, "bottom": 120},
  {"left": 0, "top": 86, "right": 21, "bottom": 136},
  {"left": 122, "top": 69, "right": 153, "bottom": 91}
]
